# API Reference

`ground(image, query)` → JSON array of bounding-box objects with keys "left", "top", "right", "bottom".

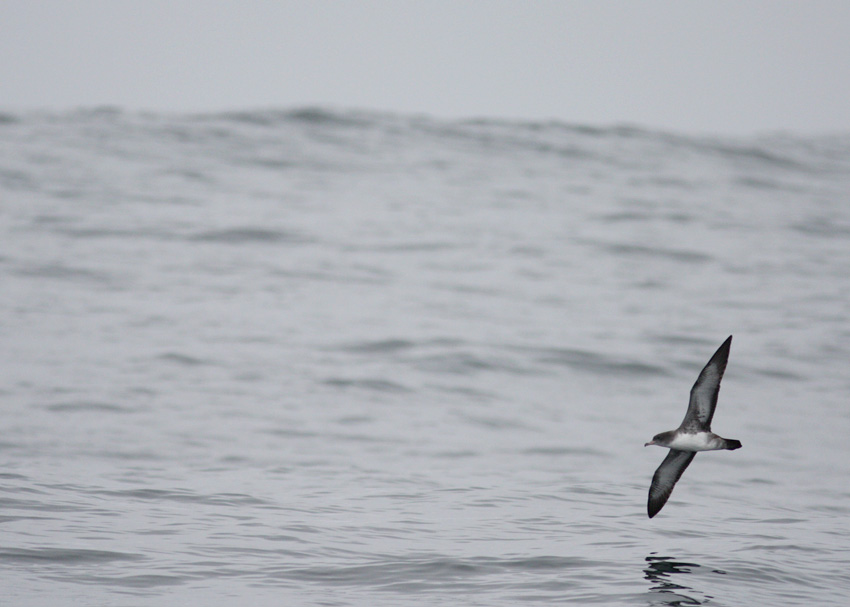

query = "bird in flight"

[{"left": 645, "top": 336, "right": 742, "bottom": 518}]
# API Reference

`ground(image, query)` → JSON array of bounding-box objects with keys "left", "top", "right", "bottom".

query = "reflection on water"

[{"left": 644, "top": 553, "right": 712, "bottom": 606}]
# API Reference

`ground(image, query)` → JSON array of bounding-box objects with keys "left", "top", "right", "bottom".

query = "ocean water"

[{"left": 1, "top": 107, "right": 850, "bottom": 606}]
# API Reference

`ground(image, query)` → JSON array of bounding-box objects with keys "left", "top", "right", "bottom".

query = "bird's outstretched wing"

[
  {"left": 680, "top": 335, "right": 732, "bottom": 432},
  {"left": 648, "top": 449, "right": 696, "bottom": 518}
]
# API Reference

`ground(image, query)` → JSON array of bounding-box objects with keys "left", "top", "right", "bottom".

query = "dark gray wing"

[
  {"left": 648, "top": 449, "right": 696, "bottom": 518},
  {"left": 680, "top": 335, "right": 732, "bottom": 432}
]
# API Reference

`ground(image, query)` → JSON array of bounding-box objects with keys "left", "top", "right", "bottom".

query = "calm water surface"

[{"left": 1, "top": 108, "right": 850, "bottom": 605}]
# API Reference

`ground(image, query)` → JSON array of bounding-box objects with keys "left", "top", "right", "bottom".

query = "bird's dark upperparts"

[{"left": 645, "top": 335, "right": 742, "bottom": 518}]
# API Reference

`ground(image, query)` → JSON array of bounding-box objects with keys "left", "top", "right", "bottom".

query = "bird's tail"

[{"left": 725, "top": 439, "right": 742, "bottom": 450}]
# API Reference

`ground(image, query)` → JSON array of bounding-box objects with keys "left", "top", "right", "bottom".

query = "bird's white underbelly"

[{"left": 668, "top": 432, "right": 723, "bottom": 451}]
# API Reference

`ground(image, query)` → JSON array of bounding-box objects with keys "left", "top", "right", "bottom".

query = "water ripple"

[
  {"left": 189, "top": 227, "right": 313, "bottom": 245},
  {"left": 0, "top": 548, "right": 142, "bottom": 565},
  {"left": 267, "top": 554, "right": 602, "bottom": 590}
]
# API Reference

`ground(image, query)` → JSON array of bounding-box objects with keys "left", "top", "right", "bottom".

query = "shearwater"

[{"left": 644, "top": 335, "right": 742, "bottom": 518}]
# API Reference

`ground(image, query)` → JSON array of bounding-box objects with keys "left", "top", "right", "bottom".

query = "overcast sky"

[{"left": 2, "top": 1, "right": 848, "bottom": 134}]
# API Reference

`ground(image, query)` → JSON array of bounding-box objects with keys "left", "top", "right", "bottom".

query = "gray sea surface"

[{"left": 2, "top": 107, "right": 850, "bottom": 605}]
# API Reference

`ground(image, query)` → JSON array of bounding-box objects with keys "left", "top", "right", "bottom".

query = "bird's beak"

[{"left": 644, "top": 441, "right": 653, "bottom": 447}]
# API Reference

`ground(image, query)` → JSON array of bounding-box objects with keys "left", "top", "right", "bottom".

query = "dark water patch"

[
  {"left": 268, "top": 553, "right": 598, "bottom": 589},
  {"left": 323, "top": 378, "right": 411, "bottom": 393},
  {"left": 646, "top": 174, "right": 700, "bottom": 190},
  {"left": 57, "top": 226, "right": 175, "bottom": 241},
  {"left": 242, "top": 156, "right": 296, "bottom": 170},
  {"left": 518, "top": 345, "right": 667, "bottom": 377},
  {"left": 0, "top": 472, "right": 29, "bottom": 481},
  {"left": 160, "top": 166, "right": 214, "bottom": 184},
  {"left": 51, "top": 187, "right": 90, "bottom": 200},
  {"left": 14, "top": 262, "right": 114, "bottom": 284},
  {"left": 0, "top": 490, "right": 92, "bottom": 514},
  {"left": 655, "top": 528, "right": 710, "bottom": 540},
  {"left": 743, "top": 477, "right": 778, "bottom": 485},
  {"left": 735, "top": 175, "right": 806, "bottom": 191},
  {"left": 205, "top": 109, "right": 291, "bottom": 127},
  {"left": 0, "top": 547, "right": 142, "bottom": 565},
  {"left": 336, "top": 337, "right": 465, "bottom": 357},
  {"left": 156, "top": 352, "right": 213, "bottom": 367},
  {"left": 250, "top": 533, "right": 312, "bottom": 545},
  {"left": 510, "top": 244, "right": 548, "bottom": 258},
  {"left": 461, "top": 414, "right": 531, "bottom": 431},
  {"left": 431, "top": 450, "right": 478, "bottom": 459},
  {"left": 189, "top": 227, "right": 312, "bottom": 245},
  {"left": 752, "top": 366, "right": 807, "bottom": 381},
  {"left": 0, "top": 167, "right": 34, "bottom": 190},
  {"left": 31, "top": 213, "right": 75, "bottom": 225},
  {"left": 214, "top": 106, "right": 377, "bottom": 129},
  {"left": 351, "top": 240, "right": 461, "bottom": 253},
  {"left": 0, "top": 515, "right": 50, "bottom": 524},
  {"left": 287, "top": 107, "right": 380, "bottom": 129},
  {"left": 722, "top": 559, "right": 819, "bottom": 588},
  {"left": 157, "top": 120, "right": 233, "bottom": 145},
  {"left": 630, "top": 278, "right": 667, "bottom": 290},
  {"left": 591, "top": 241, "right": 712, "bottom": 264},
  {"left": 522, "top": 446, "right": 607, "bottom": 457},
  {"left": 430, "top": 383, "right": 497, "bottom": 402},
  {"left": 329, "top": 432, "right": 405, "bottom": 445},
  {"left": 431, "top": 281, "right": 503, "bottom": 296},
  {"left": 745, "top": 542, "right": 817, "bottom": 551},
  {"left": 273, "top": 267, "right": 392, "bottom": 285},
  {"left": 92, "top": 449, "right": 162, "bottom": 461},
  {"left": 413, "top": 116, "right": 602, "bottom": 160},
  {"left": 233, "top": 371, "right": 264, "bottom": 383},
  {"left": 288, "top": 106, "right": 344, "bottom": 125},
  {"left": 338, "top": 339, "right": 416, "bottom": 354},
  {"left": 43, "top": 400, "right": 132, "bottom": 414},
  {"left": 791, "top": 216, "right": 850, "bottom": 239},
  {"left": 60, "top": 573, "right": 188, "bottom": 589},
  {"left": 666, "top": 212, "right": 696, "bottom": 224},
  {"left": 70, "top": 105, "right": 125, "bottom": 120},
  {"left": 650, "top": 334, "right": 716, "bottom": 347},
  {"left": 414, "top": 351, "right": 534, "bottom": 376},
  {"left": 705, "top": 140, "right": 810, "bottom": 171},
  {"left": 566, "top": 484, "right": 619, "bottom": 496},
  {"left": 599, "top": 210, "right": 654, "bottom": 223},
  {"left": 95, "top": 488, "right": 268, "bottom": 507},
  {"left": 501, "top": 555, "right": 595, "bottom": 571},
  {"left": 335, "top": 415, "right": 374, "bottom": 426},
  {"left": 127, "top": 385, "right": 157, "bottom": 398},
  {"left": 750, "top": 518, "right": 807, "bottom": 526},
  {"left": 0, "top": 482, "right": 46, "bottom": 497},
  {"left": 265, "top": 428, "right": 320, "bottom": 439}
]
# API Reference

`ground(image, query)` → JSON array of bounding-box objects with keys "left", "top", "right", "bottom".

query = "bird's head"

[{"left": 645, "top": 432, "right": 670, "bottom": 447}]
